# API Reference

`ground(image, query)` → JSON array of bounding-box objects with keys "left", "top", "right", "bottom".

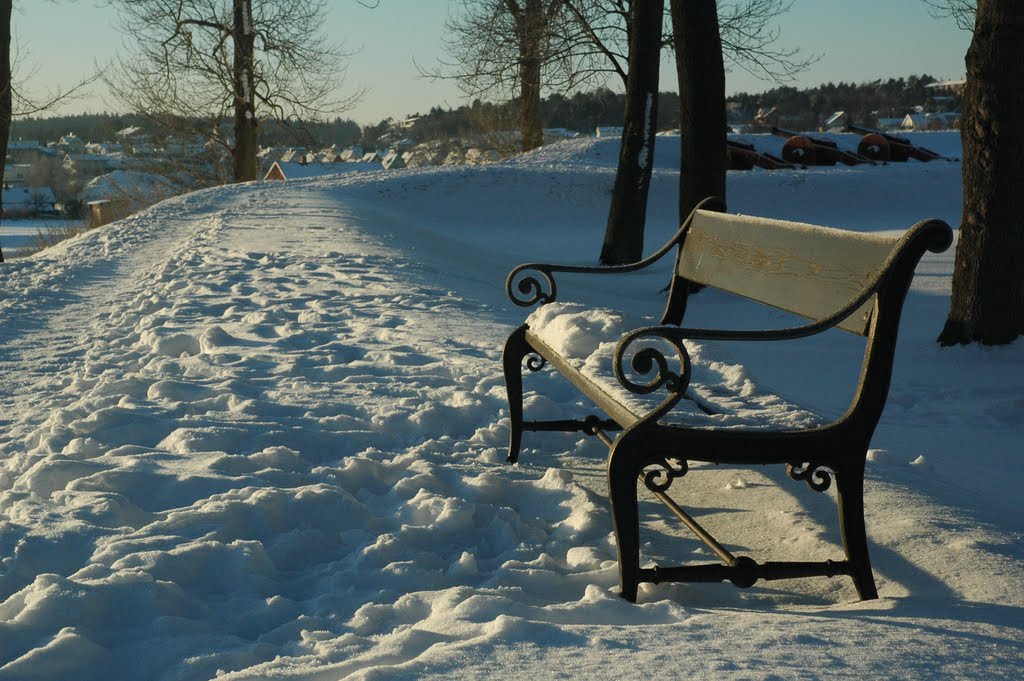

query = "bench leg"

[
  {"left": 607, "top": 438, "right": 643, "bottom": 602},
  {"left": 502, "top": 324, "right": 532, "bottom": 464},
  {"left": 836, "top": 458, "right": 879, "bottom": 600}
]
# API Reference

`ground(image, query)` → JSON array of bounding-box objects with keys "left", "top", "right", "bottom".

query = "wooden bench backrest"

[{"left": 679, "top": 210, "right": 899, "bottom": 335}]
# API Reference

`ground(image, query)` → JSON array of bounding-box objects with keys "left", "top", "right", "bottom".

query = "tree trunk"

[
  {"left": 600, "top": 0, "right": 665, "bottom": 265},
  {"left": 232, "top": 0, "right": 258, "bottom": 182},
  {"left": 938, "top": 0, "right": 1024, "bottom": 346},
  {"left": 517, "top": 0, "right": 545, "bottom": 152},
  {"left": 0, "top": 0, "right": 12, "bottom": 262},
  {"left": 669, "top": 0, "right": 727, "bottom": 225}
]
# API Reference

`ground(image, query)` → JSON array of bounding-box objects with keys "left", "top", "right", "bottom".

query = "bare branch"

[
  {"left": 106, "top": 0, "right": 362, "bottom": 182},
  {"left": 923, "top": 0, "right": 976, "bottom": 31}
]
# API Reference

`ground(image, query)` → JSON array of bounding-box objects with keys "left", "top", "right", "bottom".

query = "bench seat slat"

[{"left": 681, "top": 211, "right": 898, "bottom": 335}]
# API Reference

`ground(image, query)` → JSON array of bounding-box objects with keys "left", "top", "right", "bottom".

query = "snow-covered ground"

[
  {"left": 0, "top": 133, "right": 1021, "bottom": 680},
  {"left": 1, "top": 219, "right": 84, "bottom": 258}
]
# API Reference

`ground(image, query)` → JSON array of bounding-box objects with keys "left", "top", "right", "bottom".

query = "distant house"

[
  {"left": 875, "top": 117, "right": 904, "bottom": 131},
  {"left": 79, "top": 170, "right": 180, "bottom": 214},
  {"left": 278, "top": 148, "right": 299, "bottom": 163},
  {"left": 2, "top": 186, "right": 57, "bottom": 217},
  {"left": 63, "top": 153, "right": 122, "bottom": 178},
  {"left": 316, "top": 146, "right": 344, "bottom": 163},
  {"left": 824, "top": 111, "right": 847, "bottom": 132},
  {"left": 263, "top": 161, "right": 382, "bottom": 181},
  {"left": 7, "top": 140, "right": 55, "bottom": 165},
  {"left": 56, "top": 133, "right": 86, "bottom": 153},
  {"left": 361, "top": 151, "right": 383, "bottom": 164},
  {"left": 3, "top": 164, "right": 33, "bottom": 186},
  {"left": 381, "top": 152, "right": 407, "bottom": 170},
  {"left": 900, "top": 112, "right": 960, "bottom": 131},
  {"left": 86, "top": 142, "right": 125, "bottom": 156},
  {"left": 339, "top": 146, "right": 363, "bottom": 162}
]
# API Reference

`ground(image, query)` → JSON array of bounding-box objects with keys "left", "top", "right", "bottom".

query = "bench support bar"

[
  {"left": 523, "top": 418, "right": 622, "bottom": 434},
  {"left": 641, "top": 559, "right": 850, "bottom": 587},
  {"left": 653, "top": 489, "right": 736, "bottom": 565},
  {"left": 646, "top": 486, "right": 851, "bottom": 589}
]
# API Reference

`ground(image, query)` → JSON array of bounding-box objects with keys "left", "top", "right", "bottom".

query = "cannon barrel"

[
  {"left": 770, "top": 126, "right": 802, "bottom": 139},
  {"left": 771, "top": 127, "right": 874, "bottom": 166},
  {"left": 846, "top": 124, "right": 957, "bottom": 162},
  {"left": 727, "top": 139, "right": 795, "bottom": 170},
  {"left": 846, "top": 124, "right": 912, "bottom": 146}
]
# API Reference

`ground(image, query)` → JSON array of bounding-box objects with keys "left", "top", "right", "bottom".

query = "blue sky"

[{"left": 15, "top": 1, "right": 970, "bottom": 126}]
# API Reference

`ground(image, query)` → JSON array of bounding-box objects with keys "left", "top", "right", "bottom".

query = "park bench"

[{"left": 501, "top": 197, "right": 952, "bottom": 602}]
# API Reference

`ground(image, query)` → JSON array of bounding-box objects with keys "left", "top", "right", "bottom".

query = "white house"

[
  {"left": 2, "top": 186, "right": 57, "bottom": 217},
  {"left": 79, "top": 170, "right": 180, "bottom": 212}
]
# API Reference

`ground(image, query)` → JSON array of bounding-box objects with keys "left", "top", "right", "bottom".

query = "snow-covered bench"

[{"left": 502, "top": 197, "right": 952, "bottom": 602}]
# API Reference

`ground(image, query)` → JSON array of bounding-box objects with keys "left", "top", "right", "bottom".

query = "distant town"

[{"left": 4, "top": 75, "right": 963, "bottom": 228}]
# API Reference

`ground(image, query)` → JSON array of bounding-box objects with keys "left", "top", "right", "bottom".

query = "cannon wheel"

[
  {"left": 781, "top": 136, "right": 817, "bottom": 165},
  {"left": 857, "top": 133, "right": 891, "bottom": 162}
]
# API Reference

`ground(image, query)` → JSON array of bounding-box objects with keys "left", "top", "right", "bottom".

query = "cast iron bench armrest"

[{"left": 506, "top": 197, "right": 725, "bottom": 308}]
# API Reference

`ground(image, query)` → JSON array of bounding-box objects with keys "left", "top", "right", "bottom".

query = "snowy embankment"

[{"left": 0, "top": 133, "right": 1021, "bottom": 680}]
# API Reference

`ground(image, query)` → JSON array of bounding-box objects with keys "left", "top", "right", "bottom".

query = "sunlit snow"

[{"left": 1, "top": 133, "right": 1021, "bottom": 680}]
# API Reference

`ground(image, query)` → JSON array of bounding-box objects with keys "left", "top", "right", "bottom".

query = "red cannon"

[
  {"left": 771, "top": 127, "right": 876, "bottom": 166},
  {"left": 848, "top": 124, "right": 958, "bottom": 163},
  {"left": 727, "top": 139, "right": 795, "bottom": 170}
]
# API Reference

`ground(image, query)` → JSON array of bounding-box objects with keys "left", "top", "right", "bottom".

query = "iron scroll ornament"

[
  {"left": 506, "top": 265, "right": 558, "bottom": 307},
  {"left": 787, "top": 461, "right": 833, "bottom": 492},
  {"left": 613, "top": 328, "right": 693, "bottom": 421},
  {"left": 525, "top": 353, "right": 547, "bottom": 372},
  {"left": 642, "top": 457, "right": 690, "bottom": 493}
]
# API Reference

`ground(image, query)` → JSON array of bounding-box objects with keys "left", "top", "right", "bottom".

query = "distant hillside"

[{"left": 9, "top": 74, "right": 955, "bottom": 151}]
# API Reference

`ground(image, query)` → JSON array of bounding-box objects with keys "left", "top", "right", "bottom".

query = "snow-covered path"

[
  {"left": 0, "top": 184, "right": 532, "bottom": 678},
  {"left": 1, "top": 136, "right": 1022, "bottom": 680}
]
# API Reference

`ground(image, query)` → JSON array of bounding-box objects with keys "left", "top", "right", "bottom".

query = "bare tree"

[
  {"left": 1, "top": 1, "right": 98, "bottom": 261},
  {"left": 671, "top": 0, "right": 727, "bottom": 227},
  {"left": 937, "top": 0, "right": 1024, "bottom": 345},
  {"left": 924, "top": 0, "right": 976, "bottom": 30},
  {"left": 717, "top": 0, "right": 816, "bottom": 82},
  {"left": 438, "top": 0, "right": 608, "bottom": 152},
  {"left": 0, "top": 0, "right": 11, "bottom": 263},
  {"left": 575, "top": 0, "right": 809, "bottom": 264},
  {"left": 108, "top": 0, "right": 358, "bottom": 183},
  {"left": 599, "top": 0, "right": 664, "bottom": 265}
]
